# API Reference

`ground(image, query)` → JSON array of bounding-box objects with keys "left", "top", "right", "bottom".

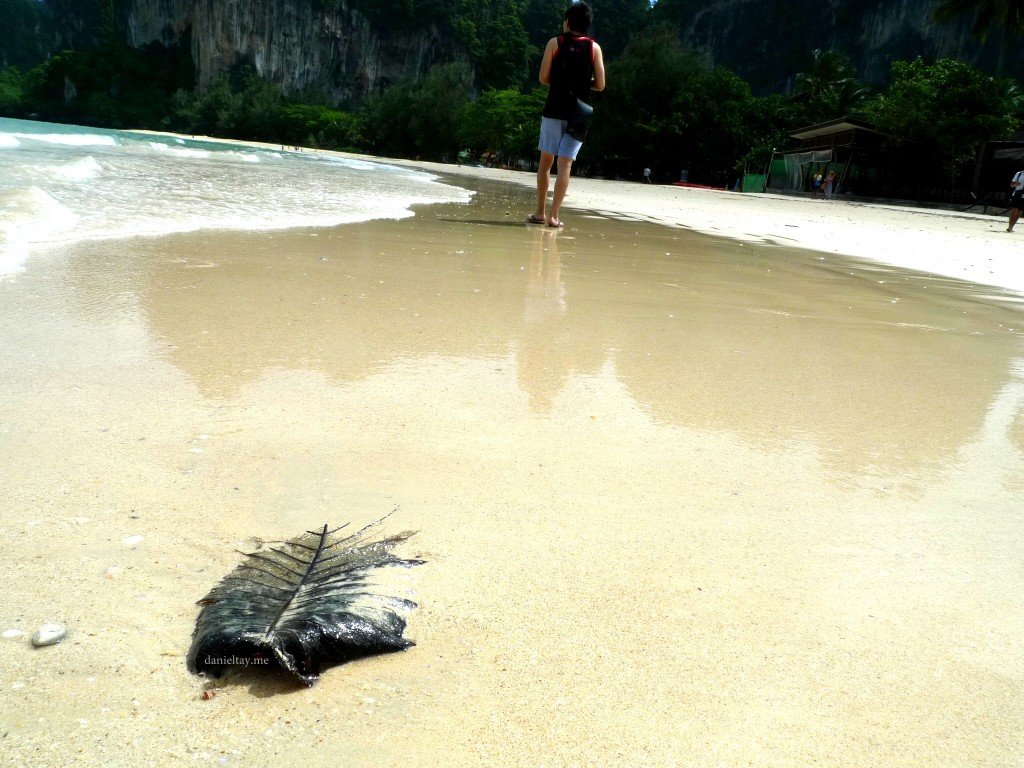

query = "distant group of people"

[{"left": 811, "top": 169, "right": 837, "bottom": 199}]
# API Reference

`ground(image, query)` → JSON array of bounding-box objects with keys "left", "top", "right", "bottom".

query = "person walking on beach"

[
  {"left": 1008, "top": 169, "right": 1024, "bottom": 232},
  {"left": 643, "top": 167, "right": 652, "bottom": 183},
  {"left": 529, "top": 2, "right": 606, "bottom": 229}
]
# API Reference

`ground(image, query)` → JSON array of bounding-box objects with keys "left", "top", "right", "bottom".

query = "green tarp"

[{"left": 741, "top": 173, "right": 768, "bottom": 193}]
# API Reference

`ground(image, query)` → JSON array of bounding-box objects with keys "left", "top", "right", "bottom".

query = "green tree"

[
  {"left": 735, "top": 92, "right": 811, "bottom": 174},
  {"left": 868, "top": 57, "right": 1019, "bottom": 188},
  {"left": 590, "top": 0, "right": 651, "bottom": 59},
  {"left": 0, "top": 67, "right": 23, "bottom": 114},
  {"left": 278, "top": 104, "right": 362, "bottom": 149},
  {"left": 361, "top": 63, "right": 473, "bottom": 158},
  {"left": 230, "top": 68, "right": 286, "bottom": 141},
  {"left": 794, "top": 49, "right": 871, "bottom": 119},
  {"left": 21, "top": 41, "right": 193, "bottom": 128},
  {"left": 932, "top": 0, "right": 1024, "bottom": 76},
  {"left": 587, "top": 24, "right": 755, "bottom": 183},
  {"left": 475, "top": 4, "right": 533, "bottom": 88},
  {"left": 524, "top": 0, "right": 567, "bottom": 52},
  {"left": 459, "top": 87, "right": 546, "bottom": 162}
]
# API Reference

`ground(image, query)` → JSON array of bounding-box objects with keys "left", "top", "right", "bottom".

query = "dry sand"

[{"left": 1, "top": 172, "right": 1023, "bottom": 767}]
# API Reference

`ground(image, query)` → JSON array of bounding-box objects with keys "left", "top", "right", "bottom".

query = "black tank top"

[{"left": 542, "top": 33, "right": 595, "bottom": 120}]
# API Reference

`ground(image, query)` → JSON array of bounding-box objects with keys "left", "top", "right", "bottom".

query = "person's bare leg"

[
  {"left": 549, "top": 156, "right": 573, "bottom": 225},
  {"left": 1009, "top": 207, "right": 1021, "bottom": 232},
  {"left": 534, "top": 152, "right": 555, "bottom": 220}
]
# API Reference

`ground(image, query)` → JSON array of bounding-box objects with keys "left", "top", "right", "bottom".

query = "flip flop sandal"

[
  {"left": 547, "top": 219, "right": 564, "bottom": 228},
  {"left": 527, "top": 214, "right": 546, "bottom": 224}
]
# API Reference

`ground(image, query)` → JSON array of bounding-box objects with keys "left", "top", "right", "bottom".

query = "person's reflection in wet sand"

[
  {"left": 524, "top": 226, "right": 565, "bottom": 323},
  {"left": 517, "top": 227, "right": 571, "bottom": 411}
]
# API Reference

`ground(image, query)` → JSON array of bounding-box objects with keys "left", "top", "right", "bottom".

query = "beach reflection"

[
  {"left": 517, "top": 227, "right": 570, "bottom": 411},
  {"left": 70, "top": 195, "right": 1024, "bottom": 480}
]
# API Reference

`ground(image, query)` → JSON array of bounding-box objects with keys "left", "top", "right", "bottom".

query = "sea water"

[{"left": 0, "top": 118, "right": 473, "bottom": 276}]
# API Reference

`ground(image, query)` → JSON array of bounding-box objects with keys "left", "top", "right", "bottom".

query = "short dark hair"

[{"left": 564, "top": 2, "right": 593, "bottom": 34}]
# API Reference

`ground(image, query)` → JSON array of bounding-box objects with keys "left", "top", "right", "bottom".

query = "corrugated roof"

[{"left": 790, "top": 117, "right": 888, "bottom": 141}]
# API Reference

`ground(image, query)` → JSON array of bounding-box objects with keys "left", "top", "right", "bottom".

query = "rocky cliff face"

[
  {"left": 664, "top": 0, "right": 1013, "bottom": 91},
  {"left": 161, "top": 1, "right": 464, "bottom": 101},
  {"left": 45, "top": 0, "right": 465, "bottom": 103},
  {"left": 130, "top": 0, "right": 465, "bottom": 101},
  {"left": 27, "top": 0, "right": 1018, "bottom": 101}
]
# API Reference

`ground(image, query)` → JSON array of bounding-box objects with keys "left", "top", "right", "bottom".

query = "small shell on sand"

[
  {"left": 32, "top": 623, "right": 67, "bottom": 647},
  {"left": 122, "top": 535, "right": 144, "bottom": 547}
]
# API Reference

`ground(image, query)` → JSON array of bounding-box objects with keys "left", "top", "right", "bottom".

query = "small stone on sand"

[
  {"left": 32, "top": 623, "right": 67, "bottom": 647},
  {"left": 122, "top": 535, "right": 144, "bottom": 547}
]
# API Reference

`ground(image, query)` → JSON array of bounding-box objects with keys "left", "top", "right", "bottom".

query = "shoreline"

[{"left": 126, "top": 128, "right": 1024, "bottom": 297}]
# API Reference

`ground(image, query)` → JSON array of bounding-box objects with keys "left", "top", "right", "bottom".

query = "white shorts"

[{"left": 538, "top": 117, "right": 583, "bottom": 160}]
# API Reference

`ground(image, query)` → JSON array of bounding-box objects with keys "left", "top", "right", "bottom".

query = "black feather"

[{"left": 186, "top": 518, "right": 423, "bottom": 685}]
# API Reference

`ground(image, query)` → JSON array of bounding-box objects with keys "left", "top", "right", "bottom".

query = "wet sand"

[
  {"left": 1, "top": 178, "right": 1023, "bottom": 767},
  {"left": 128, "top": 129, "right": 1024, "bottom": 295}
]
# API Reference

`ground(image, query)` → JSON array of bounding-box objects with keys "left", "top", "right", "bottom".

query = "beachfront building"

[
  {"left": 766, "top": 117, "right": 890, "bottom": 198},
  {"left": 766, "top": 117, "right": 1024, "bottom": 205}
]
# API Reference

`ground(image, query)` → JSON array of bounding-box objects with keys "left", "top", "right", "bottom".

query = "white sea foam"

[
  {"left": 148, "top": 142, "right": 211, "bottom": 159},
  {"left": 328, "top": 157, "right": 380, "bottom": 172},
  {"left": 0, "top": 134, "right": 19, "bottom": 149},
  {"left": 0, "top": 187, "right": 80, "bottom": 276},
  {"left": 0, "top": 118, "right": 473, "bottom": 274},
  {"left": 15, "top": 132, "right": 118, "bottom": 147},
  {"left": 55, "top": 157, "right": 102, "bottom": 181},
  {"left": 0, "top": 243, "right": 28, "bottom": 277}
]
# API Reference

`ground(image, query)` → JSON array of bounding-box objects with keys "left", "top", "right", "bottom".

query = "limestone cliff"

[
  {"left": 45, "top": 0, "right": 466, "bottom": 103},
  {"left": 658, "top": 0, "right": 1015, "bottom": 91},
  {"left": 149, "top": 0, "right": 464, "bottom": 101},
  {"left": 23, "top": 0, "right": 1021, "bottom": 101}
]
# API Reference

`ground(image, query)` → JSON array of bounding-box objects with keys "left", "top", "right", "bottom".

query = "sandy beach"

[{"left": 2, "top": 151, "right": 1023, "bottom": 767}]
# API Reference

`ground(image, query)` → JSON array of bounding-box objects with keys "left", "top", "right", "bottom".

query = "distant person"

[
  {"left": 1008, "top": 169, "right": 1024, "bottom": 232},
  {"left": 528, "top": 2, "right": 606, "bottom": 228},
  {"left": 811, "top": 170, "right": 823, "bottom": 198},
  {"left": 823, "top": 170, "right": 836, "bottom": 199},
  {"left": 643, "top": 167, "right": 652, "bottom": 183}
]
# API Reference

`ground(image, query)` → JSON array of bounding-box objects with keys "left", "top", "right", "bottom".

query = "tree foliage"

[
  {"left": 0, "top": 67, "right": 23, "bottom": 114},
  {"left": 587, "top": 25, "right": 757, "bottom": 183},
  {"left": 459, "top": 87, "right": 546, "bottom": 161},
  {"left": 867, "top": 57, "right": 1020, "bottom": 185},
  {"left": 361, "top": 63, "right": 474, "bottom": 158},
  {"left": 20, "top": 41, "right": 194, "bottom": 128},
  {"left": 474, "top": 3, "right": 533, "bottom": 88},
  {"left": 794, "top": 49, "right": 871, "bottom": 115}
]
